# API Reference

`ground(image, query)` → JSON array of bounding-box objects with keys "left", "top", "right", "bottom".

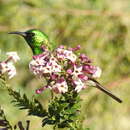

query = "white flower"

[
  {"left": 7, "top": 62, "right": 16, "bottom": 79},
  {"left": 49, "top": 56, "right": 62, "bottom": 73},
  {"left": 56, "top": 48, "right": 77, "bottom": 62},
  {"left": 6, "top": 52, "right": 20, "bottom": 62},
  {"left": 0, "top": 51, "right": 19, "bottom": 79},
  {"left": 71, "top": 65, "right": 83, "bottom": 81},
  {"left": 72, "top": 65, "right": 82, "bottom": 77},
  {"left": 74, "top": 79, "right": 85, "bottom": 93},
  {"left": 29, "top": 58, "right": 45, "bottom": 76},
  {"left": 52, "top": 80, "right": 68, "bottom": 93},
  {"left": 29, "top": 54, "right": 49, "bottom": 76},
  {"left": 0, "top": 62, "right": 7, "bottom": 74},
  {"left": 29, "top": 54, "right": 61, "bottom": 76},
  {"left": 92, "top": 67, "right": 102, "bottom": 78},
  {"left": 0, "top": 62, "right": 16, "bottom": 79}
]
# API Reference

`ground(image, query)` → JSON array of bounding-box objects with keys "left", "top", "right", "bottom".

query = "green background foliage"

[{"left": 0, "top": 0, "right": 130, "bottom": 129}]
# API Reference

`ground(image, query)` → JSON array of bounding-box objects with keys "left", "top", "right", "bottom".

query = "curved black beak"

[{"left": 8, "top": 31, "right": 27, "bottom": 37}]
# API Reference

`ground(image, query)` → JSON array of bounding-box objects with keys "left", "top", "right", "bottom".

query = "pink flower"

[
  {"left": 29, "top": 57, "right": 46, "bottom": 76},
  {"left": 49, "top": 56, "right": 62, "bottom": 73},
  {"left": 36, "top": 86, "right": 49, "bottom": 94},
  {"left": 50, "top": 74, "right": 59, "bottom": 80},
  {"left": 59, "top": 45, "right": 65, "bottom": 49},
  {"left": 29, "top": 54, "right": 61, "bottom": 76},
  {"left": 6, "top": 52, "right": 20, "bottom": 63},
  {"left": 67, "top": 69, "right": 73, "bottom": 74},
  {"left": 67, "top": 65, "right": 88, "bottom": 81},
  {"left": 0, "top": 62, "right": 7, "bottom": 74},
  {"left": 33, "top": 51, "right": 49, "bottom": 60},
  {"left": 82, "top": 65, "right": 96, "bottom": 74},
  {"left": 52, "top": 79, "right": 68, "bottom": 94},
  {"left": 78, "top": 74, "right": 88, "bottom": 81},
  {"left": 68, "top": 45, "right": 81, "bottom": 51},
  {"left": 0, "top": 62, "right": 16, "bottom": 79},
  {"left": 79, "top": 54, "right": 91, "bottom": 63},
  {"left": 56, "top": 48, "right": 77, "bottom": 62},
  {"left": 0, "top": 51, "right": 19, "bottom": 79},
  {"left": 71, "top": 65, "right": 83, "bottom": 78}
]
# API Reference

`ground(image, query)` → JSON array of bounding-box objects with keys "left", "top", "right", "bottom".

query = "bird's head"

[{"left": 9, "top": 29, "right": 49, "bottom": 54}]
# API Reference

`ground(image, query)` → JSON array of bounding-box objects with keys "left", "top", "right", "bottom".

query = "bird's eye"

[{"left": 27, "top": 32, "right": 35, "bottom": 37}]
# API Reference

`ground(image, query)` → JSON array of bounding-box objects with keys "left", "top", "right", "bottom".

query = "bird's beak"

[{"left": 8, "top": 31, "right": 27, "bottom": 37}]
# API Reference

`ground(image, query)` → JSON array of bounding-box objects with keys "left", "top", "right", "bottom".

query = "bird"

[
  {"left": 9, "top": 29, "right": 122, "bottom": 103},
  {"left": 9, "top": 29, "right": 52, "bottom": 55}
]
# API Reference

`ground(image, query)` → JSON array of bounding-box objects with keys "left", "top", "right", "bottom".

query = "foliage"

[
  {"left": 43, "top": 92, "right": 81, "bottom": 129},
  {"left": 0, "top": 77, "right": 83, "bottom": 129},
  {"left": 7, "top": 84, "right": 82, "bottom": 129},
  {"left": 8, "top": 88, "right": 47, "bottom": 118},
  {"left": 0, "top": 106, "right": 30, "bottom": 130},
  {"left": 0, "top": 106, "right": 12, "bottom": 130}
]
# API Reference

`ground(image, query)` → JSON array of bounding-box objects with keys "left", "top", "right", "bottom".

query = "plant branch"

[{"left": 7, "top": 88, "right": 48, "bottom": 118}]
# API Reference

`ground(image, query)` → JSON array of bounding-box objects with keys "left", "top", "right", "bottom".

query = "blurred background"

[{"left": 0, "top": 0, "right": 130, "bottom": 130}]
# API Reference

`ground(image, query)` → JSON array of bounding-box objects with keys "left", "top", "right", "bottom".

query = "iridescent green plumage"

[{"left": 9, "top": 29, "right": 53, "bottom": 55}]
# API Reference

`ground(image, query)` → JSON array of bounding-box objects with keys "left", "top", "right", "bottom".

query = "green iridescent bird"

[
  {"left": 9, "top": 29, "right": 122, "bottom": 103},
  {"left": 9, "top": 29, "right": 52, "bottom": 55}
]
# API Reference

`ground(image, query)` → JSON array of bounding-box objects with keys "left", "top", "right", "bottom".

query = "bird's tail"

[{"left": 90, "top": 78, "right": 122, "bottom": 103}]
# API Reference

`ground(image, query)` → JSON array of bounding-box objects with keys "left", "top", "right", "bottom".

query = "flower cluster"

[
  {"left": 29, "top": 51, "right": 61, "bottom": 77},
  {"left": 0, "top": 52, "right": 20, "bottom": 79},
  {"left": 29, "top": 45, "right": 102, "bottom": 94}
]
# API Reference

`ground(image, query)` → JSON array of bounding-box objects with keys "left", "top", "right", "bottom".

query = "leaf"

[
  {"left": 8, "top": 88, "right": 48, "bottom": 118},
  {"left": 42, "top": 118, "right": 56, "bottom": 127},
  {"left": 42, "top": 118, "right": 49, "bottom": 127},
  {"left": 0, "top": 120, "right": 7, "bottom": 126},
  {"left": 0, "top": 107, "right": 12, "bottom": 129}
]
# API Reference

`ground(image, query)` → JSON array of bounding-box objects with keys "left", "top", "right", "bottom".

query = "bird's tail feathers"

[{"left": 89, "top": 78, "right": 122, "bottom": 103}]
